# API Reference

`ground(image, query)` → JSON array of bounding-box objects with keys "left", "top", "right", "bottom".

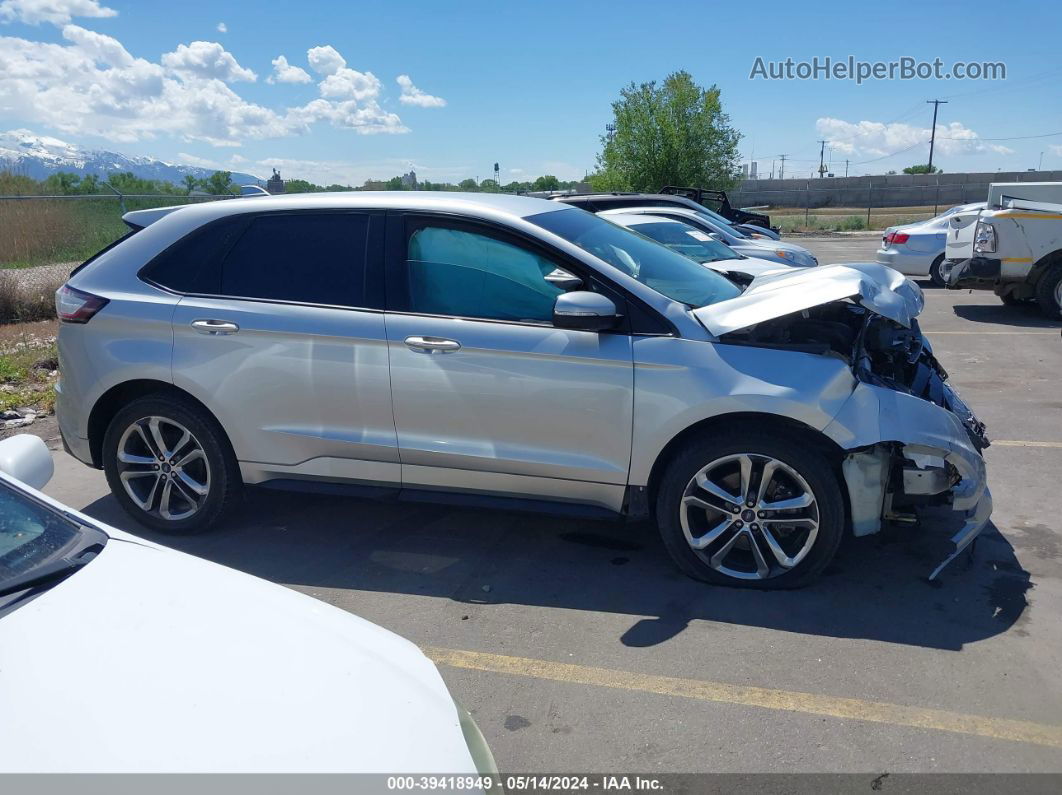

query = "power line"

[
  {"left": 778, "top": 153, "right": 788, "bottom": 180},
  {"left": 937, "top": 130, "right": 1062, "bottom": 141}
]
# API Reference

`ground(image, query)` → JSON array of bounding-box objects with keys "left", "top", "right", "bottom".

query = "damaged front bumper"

[
  {"left": 943, "top": 256, "right": 1002, "bottom": 289},
  {"left": 823, "top": 381, "right": 992, "bottom": 579}
]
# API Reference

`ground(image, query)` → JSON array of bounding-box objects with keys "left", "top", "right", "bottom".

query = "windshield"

[
  {"left": 625, "top": 220, "right": 742, "bottom": 263},
  {"left": 0, "top": 478, "right": 83, "bottom": 587},
  {"left": 528, "top": 209, "right": 741, "bottom": 308}
]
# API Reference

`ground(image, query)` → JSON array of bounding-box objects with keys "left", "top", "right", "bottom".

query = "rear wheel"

[
  {"left": 103, "top": 395, "right": 241, "bottom": 534},
  {"left": 1035, "top": 261, "right": 1062, "bottom": 318},
  {"left": 655, "top": 431, "right": 844, "bottom": 589},
  {"left": 928, "top": 255, "right": 945, "bottom": 287}
]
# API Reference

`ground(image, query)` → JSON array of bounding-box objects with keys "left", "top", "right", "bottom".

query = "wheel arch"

[
  {"left": 87, "top": 379, "right": 235, "bottom": 468},
  {"left": 644, "top": 412, "right": 849, "bottom": 521},
  {"left": 1030, "top": 248, "right": 1062, "bottom": 285}
]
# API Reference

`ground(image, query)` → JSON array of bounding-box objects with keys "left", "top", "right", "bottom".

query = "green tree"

[
  {"left": 596, "top": 70, "right": 742, "bottom": 192},
  {"left": 182, "top": 174, "right": 198, "bottom": 194},
  {"left": 79, "top": 174, "right": 100, "bottom": 194},
  {"left": 531, "top": 175, "right": 560, "bottom": 191},
  {"left": 457, "top": 178, "right": 478, "bottom": 191},
  {"left": 205, "top": 171, "right": 235, "bottom": 195},
  {"left": 43, "top": 171, "right": 81, "bottom": 194},
  {"left": 902, "top": 164, "right": 941, "bottom": 174},
  {"left": 285, "top": 178, "right": 322, "bottom": 193},
  {"left": 385, "top": 176, "right": 406, "bottom": 190},
  {"left": 478, "top": 178, "right": 500, "bottom": 193}
]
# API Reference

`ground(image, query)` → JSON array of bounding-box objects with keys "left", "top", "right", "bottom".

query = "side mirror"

[
  {"left": 553, "top": 291, "right": 620, "bottom": 332},
  {"left": 544, "top": 267, "right": 583, "bottom": 291},
  {"left": 0, "top": 434, "right": 54, "bottom": 491}
]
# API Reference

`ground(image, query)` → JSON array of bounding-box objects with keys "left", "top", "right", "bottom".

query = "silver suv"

[{"left": 55, "top": 193, "right": 990, "bottom": 588}]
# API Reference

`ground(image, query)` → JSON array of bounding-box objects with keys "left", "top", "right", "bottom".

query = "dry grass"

[
  {"left": 0, "top": 267, "right": 67, "bottom": 323},
  {"left": 767, "top": 203, "right": 944, "bottom": 233}
]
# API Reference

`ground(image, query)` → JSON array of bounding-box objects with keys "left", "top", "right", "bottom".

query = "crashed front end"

[{"left": 699, "top": 263, "right": 992, "bottom": 579}]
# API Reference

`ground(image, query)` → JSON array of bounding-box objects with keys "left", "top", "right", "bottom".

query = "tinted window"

[
  {"left": 406, "top": 226, "right": 567, "bottom": 322},
  {"left": 141, "top": 215, "right": 247, "bottom": 293},
  {"left": 220, "top": 213, "right": 370, "bottom": 306}
]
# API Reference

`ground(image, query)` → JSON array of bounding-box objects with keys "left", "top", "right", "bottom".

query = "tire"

[
  {"left": 655, "top": 430, "right": 844, "bottom": 589},
  {"left": 999, "top": 291, "right": 1024, "bottom": 307},
  {"left": 103, "top": 394, "right": 241, "bottom": 534},
  {"left": 928, "top": 255, "right": 945, "bottom": 288},
  {"left": 1034, "top": 261, "right": 1062, "bottom": 318}
]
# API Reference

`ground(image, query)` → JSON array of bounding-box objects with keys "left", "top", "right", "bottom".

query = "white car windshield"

[
  {"left": 529, "top": 209, "right": 741, "bottom": 308},
  {"left": 625, "top": 220, "right": 743, "bottom": 264}
]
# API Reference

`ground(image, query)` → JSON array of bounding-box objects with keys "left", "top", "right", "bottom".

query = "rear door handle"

[
  {"left": 191, "top": 319, "right": 240, "bottom": 335},
  {"left": 404, "top": 335, "right": 461, "bottom": 353}
]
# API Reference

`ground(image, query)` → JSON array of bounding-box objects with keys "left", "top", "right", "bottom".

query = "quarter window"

[{"left": 406, "top": 226, "right": 570, "bottom": 323}]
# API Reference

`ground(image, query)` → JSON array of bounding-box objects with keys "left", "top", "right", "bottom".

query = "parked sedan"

[
  {"left": 877, "top": 203, "right": 985, "bottom": 286},
  {"left": 0, "top": 434, "right": 496, "bottom": 774},
  {"left": 56, "top": 192, "right": 987, "bottom": 587},
  {"left": 603, "top": 212, "right": 791, "bottom": 283},
  {"left": 597, "top": 206, "right": 818, "bottom": 268},
  {"left": 556, "top": 192, "right": 782, "bottom": 240}
]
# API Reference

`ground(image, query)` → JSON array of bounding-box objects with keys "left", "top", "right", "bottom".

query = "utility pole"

[
  {"left": 778, "top": 154, "right": 788, "bottom": 180},
  {"left": 845, "top": 159, "right": 850, "bottom": 178},
  {"left": 1039, "top": 151, "right": 1045, "bottom": 171},
  {"left": 817, "top": 140, "right": 827, "bottom": 177},
  {"left": 926, "top": 99, "right": 948, "bottom": 173}
]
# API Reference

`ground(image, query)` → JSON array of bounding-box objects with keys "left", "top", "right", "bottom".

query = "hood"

[
  {"left": 693, "top": 262, "right": 924, "bottom": 336},
  {"left": 705, "top": 256, "right": 791, "bottom": 280},
  {"left": 0, "top": 534, "right": 476, "bottom": 773}
]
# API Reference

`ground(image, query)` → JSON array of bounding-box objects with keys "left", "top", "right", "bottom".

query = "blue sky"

[{"left": 1, "top": 0, "right": 1060, "bottom": 184}]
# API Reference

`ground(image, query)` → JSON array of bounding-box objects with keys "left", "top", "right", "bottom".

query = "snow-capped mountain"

[{"left": 0, "top": 130, "right": 261, "bottom": 186}]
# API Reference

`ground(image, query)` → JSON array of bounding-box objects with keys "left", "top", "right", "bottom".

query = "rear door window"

[{"left": 219, "top": 213, "right": 371, "bottom": 307}]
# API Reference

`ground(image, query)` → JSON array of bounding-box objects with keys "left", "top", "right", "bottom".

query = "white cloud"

[
  {"left": 267, "top": 54, "right": 311, "bottom": 85},
  {"left": 306, "top": 44, "right": 345, "bottom": 76},
  {"left": 319, "top": 67, "right": 381, "bottom": 100},
  {"left": 1050, "top": 145, "right": 1062, "bottom": 156},
  {"left": 396, "top": 74, "right": 445, "bottom": 107},
  {"left": 0, "top": 34, "right": 410, "bottom": 146},
  {"left": 216, "top": 21, "right": 226, "bottom": 33},
  {"left": 0, "top": 0, "right": 115, "bottom": 25},
  {"left": 161, "top": 41, "right": 256, "bottom": 83},
  {"left": 816, "top": 117, "right": 1014, "bottom": 160}
]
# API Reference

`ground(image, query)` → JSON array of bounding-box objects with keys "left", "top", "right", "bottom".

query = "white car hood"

[
  {"left": 0, "top": 534, "right": 476, "bottom": 773},
  {"left": 706, "top": 256, "right": 792, "bottom": 279},
  {"left": 693, "top": 262, "right": 924, "bottom": 336}
]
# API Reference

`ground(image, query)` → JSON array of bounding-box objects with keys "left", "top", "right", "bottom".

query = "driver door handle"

[
  {"left": 404, "top": 335, "right": 461, "bottom": 353},
  {"left": 191, "top": 319, "right": 240, "bottom": 335}
]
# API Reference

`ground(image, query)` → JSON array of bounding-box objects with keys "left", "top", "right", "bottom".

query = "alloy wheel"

[
  {"left": 116, "top": 416, "right": 211, "bottom": 521},
  {"left": 679, "top": 453, "right": 820, "bottom": 581}
]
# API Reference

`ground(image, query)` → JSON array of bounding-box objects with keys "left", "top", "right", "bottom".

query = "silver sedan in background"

[
  {"left": 877, "top": 203, "right": 985, "bottom": 286},
  {"left": 597, "top": 206, "right": 819, "bottom": 269}
]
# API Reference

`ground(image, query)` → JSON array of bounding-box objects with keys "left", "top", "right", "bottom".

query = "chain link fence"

[{"left": 1, "top": 193, "right": 234, "bottom": 322}]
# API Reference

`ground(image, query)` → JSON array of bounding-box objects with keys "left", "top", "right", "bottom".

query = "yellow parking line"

[
  {"left": 993, "top": 440, "right": 1062, "bottom": 449},
  {"left": 424, "top": 646, "right": 1062, "bottom": 750}
]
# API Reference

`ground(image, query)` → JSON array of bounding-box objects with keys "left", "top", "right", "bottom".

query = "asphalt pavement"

[{"left": 38, "top": 235, "right": 1062, "bottom": 774}]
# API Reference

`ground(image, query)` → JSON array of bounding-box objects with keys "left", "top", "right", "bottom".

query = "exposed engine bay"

[{"left": 720, "top": 301, "right": 989, "bottom": 452}]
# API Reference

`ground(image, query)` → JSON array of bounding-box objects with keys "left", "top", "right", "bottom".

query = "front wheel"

[
  {"left": 1035, "top": 262, "right": 1062, "bottom": 318},
  {"left": 655, "top": 431, "right": 844, "bottom": 589},
  {"left": 103, "top": 395, "right": 241, "bottom": 534}
]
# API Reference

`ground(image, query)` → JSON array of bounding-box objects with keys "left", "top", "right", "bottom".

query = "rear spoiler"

[
  {"left": 122, "top": 205, "right": 185, "bottom": 230},
  {"left": 659, "top": 186, "right": 776, "bottom": 232}
]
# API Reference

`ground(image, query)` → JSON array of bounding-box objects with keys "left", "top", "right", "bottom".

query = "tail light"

[
  {"left": 884, "top": 231, "right": 910, "bottom": 245},
  {"left": 55, "top": 284, "right": 109, "bottom": 323}
]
